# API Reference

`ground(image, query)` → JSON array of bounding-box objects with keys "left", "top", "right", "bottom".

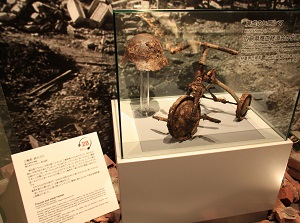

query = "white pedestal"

[{"left": 112, "top": 97, "right": 292, "bottom": 223}]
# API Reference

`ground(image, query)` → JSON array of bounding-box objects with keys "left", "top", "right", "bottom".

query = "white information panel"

[{"left": 12, "top": 132, "right": 119, "bottom": 223}]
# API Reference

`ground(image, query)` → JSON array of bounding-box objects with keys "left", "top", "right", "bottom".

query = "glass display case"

[
  {"left": 113, "top": 9, "right": 300, "bottom": 159},
  {"left": 112, "top": 9, "right": 299, "bottom": 223}
]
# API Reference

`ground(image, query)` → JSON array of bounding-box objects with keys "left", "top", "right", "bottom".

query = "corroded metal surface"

[
  {"left": 153, "top": 41, "right": 252, "bottom": 141},
  {"left": 167, "top": 95, "right": 200, "bottom": 141},
  {"left": 236, "top": 93, "right": 252, "bottom": 121},
  {"left": 122, "top": 33, "right": 168, "bottom": 71}
]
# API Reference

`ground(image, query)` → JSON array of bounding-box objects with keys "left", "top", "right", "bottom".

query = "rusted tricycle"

[{"left": 153, "top": 41, "right": 252, "bottom": 141}]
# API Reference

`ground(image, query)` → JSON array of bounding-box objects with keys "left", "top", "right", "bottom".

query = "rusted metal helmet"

[{"left": 122, "top": 33, "right": 168, "bottom": 71}]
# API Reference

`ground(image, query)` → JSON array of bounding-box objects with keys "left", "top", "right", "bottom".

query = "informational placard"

[
  {"left": 12, "top": 132, "right": 119, "bottom": 223},
  {"left": 239, "top": 18, "right": 299, "bottom": 65}
]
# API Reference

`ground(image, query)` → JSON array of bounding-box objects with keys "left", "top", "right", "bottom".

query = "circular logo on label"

[{"left": 78, "top": 137, "right": 92, "bottom": 150}]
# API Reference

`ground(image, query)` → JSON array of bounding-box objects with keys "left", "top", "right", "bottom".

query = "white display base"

[{"left": 112, "top": 96, "right": 292, "bottom": 223}]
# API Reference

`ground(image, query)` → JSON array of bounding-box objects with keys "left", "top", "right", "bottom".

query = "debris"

[
  {"left": 207, "top": 0, "right": 222, "bottom": 9},
  {"left": 109, "top": 209, "right": 121, "bottom": 223},
  {"left": 273, "top": 199, "right": 299, "bottom": 222},
  {"left": 89, "top": 2, "right": 112, "bottom": 28},
  {"left": 288, "top": 152, "right": 300, "bottom": 171},
  {"left": 88, "top": 0, "right": 105, "bottom": 17},
  {"left": 82, "top": 40, "right": 98, "bottom": 50},
  {"left": 77, "top": 61, "right": 112, "bottom": 66},
  {"left": 0, "top": 12, "right": 16, "bottom": 22},
  {"left": 288, "top": 151, "right": 300, "bottom": 178},
  {"left": 6, "top": 0, "right": 17, "bottom": 5},
  {"left": 0, "top": 163, "right": 14, "bottom": 180},
  {"left": 28, "top": 135, "right": 46, "bottom": 148},
  {"left": 88, "top": 155, "right": 120, "bottom": 223},
  {"left": 141, "top": 0, "right": 150, "bottom": 8},
  {"left": 67, "top": 0, "right": 86, "bottom": 25},
  {"left": 278, "top": 178, "right": 299, "bottom": 206},
  {"left": 0, "top": 163, "right": 14, "bottom": 196},
  {"left": 111, "top": 176, "right": 120, "bottom": 200},
  {"left": 111, "top": 0, "right": 130, "bottom": 7},
  {"left": 104, "top": 154, "right": 115, "bottom": 168},
  {"left": 74, "top": 123, "right": 84, "bottom": 135},
  {"left": 93, "top": 215, "right": 110, "bottom": 222},
  {"left": 0, "top": 178, "right": 9, "bottom": 196},
  {"left": 288, "top": 167, "right": 300, "bottom": 182},
  {"left": 10, "top": 2, "right": 26, "bottom": 16},
  {"left": 32, "top": 1, "right": 57, "bottom": 13},
  {"left": 28, "top": 70, "right": 73, "bottom": 96}
]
